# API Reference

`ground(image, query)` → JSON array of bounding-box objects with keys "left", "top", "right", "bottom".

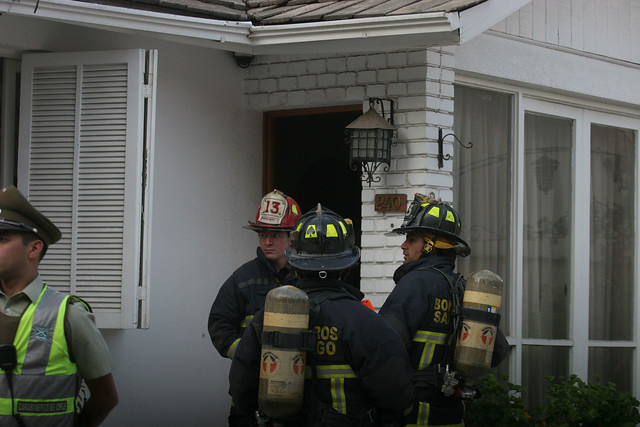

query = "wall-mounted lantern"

[{"left": 344, "top": 98, "right": 396, "bottom": 186}]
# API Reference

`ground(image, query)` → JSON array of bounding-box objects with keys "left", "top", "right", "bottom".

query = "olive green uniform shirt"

[{"left": 0, "top": 275, "right": 114, "bottom": 380}]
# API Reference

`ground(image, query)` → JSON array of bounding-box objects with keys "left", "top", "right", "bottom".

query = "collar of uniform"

[
  {"left": 20, "top": 275, "right": 46, "bottom": 303},
  {"left": 393, "top": 255, "right": 456, "bottom": 284},
  {"left": 256, "top": 246, "right": 291, "bottom": 277}
]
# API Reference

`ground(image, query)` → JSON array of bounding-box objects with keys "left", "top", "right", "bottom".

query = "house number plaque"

[{"left": 374, "top": 194, "right": 407, "bottom": 212}]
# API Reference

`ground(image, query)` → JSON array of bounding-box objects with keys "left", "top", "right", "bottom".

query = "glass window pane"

[
  {"left": 523, "top": 113, "right": 573, "bottom": 339},
  {"left": 588, "top": 347, "right": 633, "bottom": 393},
  {"left": 589, "top": 125, "right": 635, "bottom": 341},
  {"left": 454, "top": 85, "right": 512, "bottom": 335},
  {"left": 522, "top": 345, "right": 570, "bottom": 410}
]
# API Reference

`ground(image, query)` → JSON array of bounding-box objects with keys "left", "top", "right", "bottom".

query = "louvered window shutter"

[{"left": 17, "top": 49, "right": 153, "bottom": 329}]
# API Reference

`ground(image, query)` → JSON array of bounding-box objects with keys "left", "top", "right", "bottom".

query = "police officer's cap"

[{"left": 0, "top": 186, "right": 61, "bottom": 245}]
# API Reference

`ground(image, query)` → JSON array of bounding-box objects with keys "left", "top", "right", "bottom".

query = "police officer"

[
  {"left": 229, "top": 204, "right": 413, "bottom": 426},
  {"left": 379, "top": 194, "right": 507, "bottom": 427},
  {"left": 0, "top": 186, "right": 118, "bottom": 426},
  {"left": 208, "top": 189, "right": 302, "bottom": 426}
]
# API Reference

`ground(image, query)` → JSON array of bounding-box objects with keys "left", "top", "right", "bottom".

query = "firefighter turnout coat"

[
  {"left": 229, "top": 278, "right": 413, "bottom": 426},
  {"left": 379, "top": 255, "right": 465, "bottom": 427},
  {"left": 208, "top": 248, "right": 297, "bottom": 360}
]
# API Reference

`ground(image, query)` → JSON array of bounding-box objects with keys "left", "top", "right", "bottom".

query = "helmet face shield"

[
  {"left": 285, "top": 204, "right": 360, "bottom": 271},
  {"left": 389, "top": 193, "right": 471, "bottom": 257}
]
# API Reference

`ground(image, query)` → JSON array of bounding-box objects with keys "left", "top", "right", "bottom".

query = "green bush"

[
  {"left": 464, "top": 373, "right": 640, "bottom": 426},
  {"left": 464, "top": 373, "right": 530, "bottom": 427},
  {"left": 535, "top": 374, "right": 640, "bottom": 427}
]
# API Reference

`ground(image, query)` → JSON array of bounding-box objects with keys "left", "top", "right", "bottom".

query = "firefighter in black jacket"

[
  {"left": 379, "top": 194, "right": 507, "bottom": 427},
  {"left": 229, "top": 204, "right": 413, "bottom": 426},
  {"left": 208, "top": 189, "right": 302, "bottom": 426}
]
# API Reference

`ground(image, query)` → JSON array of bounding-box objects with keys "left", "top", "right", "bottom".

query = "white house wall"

[
  {"left": 454, "top": 31, "right": 640, "bottom": 107},
  {"left": 454, "top": 0, "right": 640, "bottom": 107},
  {"left": 0, "top": 13, "right": 263, "bottom": 424},
  {"left": 492, "top": 0, "right": 640, "bottom": 64}
]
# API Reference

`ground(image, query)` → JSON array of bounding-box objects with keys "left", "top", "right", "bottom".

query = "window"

[
  {"left": 454, "top": 82, "right": 640, "bottom": 408},
  {"left": 453, "top": 86, "right": 513, "bottom": 339},
  {"left": 16, "top": 49, "right": 157, "bottom": 329}
]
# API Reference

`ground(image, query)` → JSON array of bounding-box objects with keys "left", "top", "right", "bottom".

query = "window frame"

[{"left": 455, "top": 75, "right": 640, "bottom": 398}]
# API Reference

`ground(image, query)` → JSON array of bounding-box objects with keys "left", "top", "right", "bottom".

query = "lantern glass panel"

[{"left": 349, "top": 128, "right": 393, "bottom": 164}]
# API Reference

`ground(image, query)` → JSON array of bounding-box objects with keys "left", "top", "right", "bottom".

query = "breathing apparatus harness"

[
  {"left": 256, "top": 283, "right": 381, "bottom": 427},
  {"left": 412, "top": 265, "right": 478, "bottom": 399}
]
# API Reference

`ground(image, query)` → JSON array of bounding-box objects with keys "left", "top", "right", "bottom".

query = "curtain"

[
  {"left": 454, "top": 85, "right": 512, "bottom": 336},
  {"left": 521, "top": 113, "right": 573, "bottom": 407},
  {"left": 588, "top": 124, "right": 635, "bottom": 392},
  {"left": 522, "top": 113, "right": 573, "bottom": 340}
]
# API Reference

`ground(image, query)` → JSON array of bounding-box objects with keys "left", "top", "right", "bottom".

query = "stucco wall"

[
  {"left": 0, "top": 13, "right": 263, "bottom": 425},
  {"left": 243, "top": 47, "right": 457, "bottom": 308}
]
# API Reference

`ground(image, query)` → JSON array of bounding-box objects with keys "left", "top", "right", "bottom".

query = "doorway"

[{"left": 263, "top": 105, "right": 363, "bottom": 288}]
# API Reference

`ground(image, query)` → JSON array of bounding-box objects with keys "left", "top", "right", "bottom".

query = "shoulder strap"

[
  {"left": 68, "top": 295, "right": 92, "bottom": 313},
  {"left": 308, "top": 288, "right": 360, "bottom": 317},
  {"left": 415, "top": 266, "right": 465, "bottom": 364}
]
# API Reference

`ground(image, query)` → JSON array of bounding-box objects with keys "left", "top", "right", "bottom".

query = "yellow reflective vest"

[{"left": 0, "top": 285, "right": 80, "bottom": 426}]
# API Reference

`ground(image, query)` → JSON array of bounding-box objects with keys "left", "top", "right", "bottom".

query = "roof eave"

[
  {"left": 458, "top": 0, "right": 532, "bottom": 43},
  {"left": 0, "top": 0, "right": 463, "bottom": 55},
  {"left": 249, "top": 12, "right": 461, "bottom": 55},
  {"left": 0, "top": 0, "right": 253, "bottom": 52}
]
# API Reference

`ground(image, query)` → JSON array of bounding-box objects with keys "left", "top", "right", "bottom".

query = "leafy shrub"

[
  {"left": 464, "top": 373, "right": 530, "bottom": 426},
  {"left": 464, "top": 373, "right": 640, "bottom": 427},
  {"left": 535, "top": 374, "right": 640, "bottom": 427}
]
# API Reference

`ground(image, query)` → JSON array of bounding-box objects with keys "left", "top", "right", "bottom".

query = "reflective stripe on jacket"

[
  {"left": 0, "top": 285, "right": 80, "bottom": 426},
  {"left": 208, "top": 247, "right": 297, "bottom": 359},
  {"left": 413, "top": 330, "right": 447, "bottom": 370},
  {"left": 314, "top": 364, "right": 358, "bottom": 414}
]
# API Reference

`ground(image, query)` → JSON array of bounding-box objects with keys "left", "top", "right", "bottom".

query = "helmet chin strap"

[
  {"left": 422, "top": 233, "right": 456, "bottom": 255},
  {"left": 423, "top": 238, "right": 435, "bottom": 255}
]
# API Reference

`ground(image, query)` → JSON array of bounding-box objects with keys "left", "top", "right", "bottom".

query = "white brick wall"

[{"left": 243, "top": 47, "right": 456, "bottom": 308}]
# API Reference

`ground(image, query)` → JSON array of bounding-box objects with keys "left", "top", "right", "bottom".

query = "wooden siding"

[{"left": 492, "top": 0, "right": 640, "bottom": 64}]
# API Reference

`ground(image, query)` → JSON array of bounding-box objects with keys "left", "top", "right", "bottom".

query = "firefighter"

[
  {"left": 379, "top": 194, "right": 507, "bottom": 427},
  {"left": 208, "top": 189, "right": 302, "bottom": 426},
  {"left": 229, "top": 204, "right": 413, "bottom": 426}
]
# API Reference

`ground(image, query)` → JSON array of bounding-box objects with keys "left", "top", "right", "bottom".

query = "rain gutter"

[
  {"left": 0, "top": 0, "right": 460, "bottom": 54},
  {"left": 248, "top": 12, "right": 460, "bottom": 54},
  {"left": 0, "top": 0, "right": 252, "bottom": 50}
]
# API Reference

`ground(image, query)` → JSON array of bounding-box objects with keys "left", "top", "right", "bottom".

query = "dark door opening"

[{"left": 263, "top": 105, "right": 363, "bottom": 288}]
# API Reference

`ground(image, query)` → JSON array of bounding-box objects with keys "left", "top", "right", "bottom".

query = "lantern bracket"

[
  {"left": 438, "top": 128, "right": 473, "bottom": 168},
  {"left": 369, "top": 97, "right": 394, "bottom": 125}
]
